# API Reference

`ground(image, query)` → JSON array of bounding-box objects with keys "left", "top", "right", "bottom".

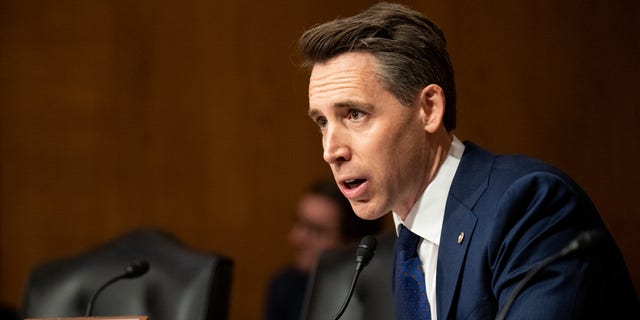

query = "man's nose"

[{"left": 322, "top": 125, "right": 350, "bottom": 164}]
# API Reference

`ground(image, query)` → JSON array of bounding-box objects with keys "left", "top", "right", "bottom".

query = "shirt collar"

[{"left": 393, "top": 135, "right": 465, "bottom": 245}]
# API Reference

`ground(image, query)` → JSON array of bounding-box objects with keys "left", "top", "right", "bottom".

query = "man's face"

[
  {"left": 289, "top": 194, "right": 342, "bottom": 272},
  {"left": 308, "top": 52, "right": 432, "bottom": 220}
]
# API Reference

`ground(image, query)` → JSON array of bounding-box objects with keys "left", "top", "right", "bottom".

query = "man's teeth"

[{"left": 345, "top": 179, "right": 363, "bottom": 189}]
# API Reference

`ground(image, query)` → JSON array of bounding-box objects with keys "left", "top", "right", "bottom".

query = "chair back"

[
  {"left": 21, "top": 228, "right": 233, "bottom": 320},
  {"left": 300, "top": 231, "right": 395, "bottom": 320}
]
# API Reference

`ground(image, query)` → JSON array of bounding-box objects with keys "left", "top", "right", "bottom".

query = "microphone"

[
  {"left": 495, "top": 229, "right": 606, "bottom": 320},
  {"left": 332, "top": 235, "right": 377, "bottom": 320},
  {"left": 85, "top": 260, "right": 150, "bottom": 317}
]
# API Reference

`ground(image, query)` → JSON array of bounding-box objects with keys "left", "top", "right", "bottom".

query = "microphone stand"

[
  {"left": 85, "top": 260, "right": 150, "bottom": 317},
  {"left": 495, "top": 230, "right": 605, "bottom": 320},
  {"left": 85, "top": 273, "right": 129, "bottom": 317},
  {"left": 331, "top": 267, "right": 364, "bottom": 320},
  {"left": 331, "top": 235, "right": 377, "bottom": 320}
]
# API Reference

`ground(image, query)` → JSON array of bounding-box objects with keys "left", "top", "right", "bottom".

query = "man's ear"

[{"left": 417, "top": 84, "right": 446, "bottom": 133}]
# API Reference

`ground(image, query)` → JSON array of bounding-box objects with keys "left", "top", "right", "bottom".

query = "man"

[
  {"left": 264, "top": 179, "right": 382, "bottom": 320},
  {"left": 299, "top": 2, "right": 638, "bottom": 319}
]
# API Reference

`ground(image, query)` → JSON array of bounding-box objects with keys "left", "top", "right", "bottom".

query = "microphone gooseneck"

[
  {"left": 85, "top": 260, "right": 150, "bottom": 317},
  {"left": 332, "top": 235, "right": 377, "bottom": 320},
  {"left": 495, "top": 229, "right": 606, "bottom": 320}
]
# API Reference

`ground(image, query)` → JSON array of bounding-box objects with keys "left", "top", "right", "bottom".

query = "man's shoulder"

[
  {"left": 462, "top": 141, "right": 568, "bottom": 179},
  {"left": 458, "top": 141, "right": 583, "bottom": 202}
]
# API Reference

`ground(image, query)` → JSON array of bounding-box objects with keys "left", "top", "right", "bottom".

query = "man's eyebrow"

[
  {"left": 308, "top": 108, "right": 321, "bottom": 119},
  {"left": 335, "top": 100, "right": 371, "bottom": 109},
  {"left": 308, "top": 100, "right": 372, "bottom": 118}
]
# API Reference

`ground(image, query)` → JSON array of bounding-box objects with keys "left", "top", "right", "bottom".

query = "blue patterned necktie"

[{"left": 393, "top": 225, "right": 431, "bottom": 320}]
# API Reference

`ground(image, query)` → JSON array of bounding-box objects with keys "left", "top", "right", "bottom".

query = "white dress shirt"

[{"left": 393, "top": 136, "right": 465, "bottom": 320}]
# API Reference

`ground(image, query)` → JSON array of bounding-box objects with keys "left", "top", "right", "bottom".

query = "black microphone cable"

[
  {"left": 85, "top": 260, "right": 150, "bottom": 317},
  {"left": 495, "top": 229, "right": 606, "bottom": 320},
  {"left": 332, "top": 235, "right": 377, "bottom": 320}
]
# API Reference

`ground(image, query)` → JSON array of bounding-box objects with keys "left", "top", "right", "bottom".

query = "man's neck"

[{"left": 396, "top": 130, "right": 453, "bottom": 220}]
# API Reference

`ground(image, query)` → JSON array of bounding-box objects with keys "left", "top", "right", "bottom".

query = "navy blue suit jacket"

[{"left": 434, "top": 142, "right": 638, "bottom": 319}]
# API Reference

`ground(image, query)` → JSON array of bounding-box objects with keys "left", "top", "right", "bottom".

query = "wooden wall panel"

[{"left": 1, "top": 1, "right": 637, "bottom": 319}]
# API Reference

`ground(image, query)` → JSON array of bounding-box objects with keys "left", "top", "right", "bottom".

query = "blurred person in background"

[{"left": 264, "top": 179, "right": 383, "bottom": 320}]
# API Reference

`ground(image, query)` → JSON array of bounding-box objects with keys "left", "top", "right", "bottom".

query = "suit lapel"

[
  {"left": 436, "top": 141, "right": 493, "bottom": 320},
  {"left": 437, "top": 198, "right": 477, "bottom": 320}
]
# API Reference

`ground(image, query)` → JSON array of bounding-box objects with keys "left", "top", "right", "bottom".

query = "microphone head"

[
  {"left": 355, "top": 235, "right": 377, "bottom": 269},
  {"left": 561, "top": 229, "right": 607, "bottom": 258},
  {"left": 124, "top": 260, "right": 150, "bottom": 278}
]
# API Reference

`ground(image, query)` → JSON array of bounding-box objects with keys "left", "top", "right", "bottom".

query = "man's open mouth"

[{"left": 344, "top": 179, "right": 366, "bottom": 189}]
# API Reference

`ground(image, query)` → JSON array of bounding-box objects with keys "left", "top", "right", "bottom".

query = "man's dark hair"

[
  {"left": 307, "top": 179, "right": 382, "bottom": 243},
  {"left": 299, "top": 2, "right": 457, "bottom": 131}
]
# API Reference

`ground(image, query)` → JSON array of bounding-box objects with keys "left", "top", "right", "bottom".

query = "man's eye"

[
  {"left": 349, "top": 110, "right": 365, "bottom": 121},
  {"left": 316, "top": 117, "right": 327, "bottom": 128}
]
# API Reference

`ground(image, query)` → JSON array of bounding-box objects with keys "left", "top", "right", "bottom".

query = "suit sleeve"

[{"left": 488, "top": 171, "right": 638, "bottom": 319}]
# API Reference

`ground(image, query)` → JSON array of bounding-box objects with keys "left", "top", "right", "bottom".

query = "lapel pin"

[{"left": 457, "top": 232, "right": 465, "bottom": 244}]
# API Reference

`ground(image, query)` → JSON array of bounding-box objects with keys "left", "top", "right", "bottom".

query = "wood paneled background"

[{"left": 1, "top": 1, "right": 638, "bottom": 319}]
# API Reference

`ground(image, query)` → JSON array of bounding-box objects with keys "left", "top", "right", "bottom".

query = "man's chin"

[{"left": 352, "top": 201, "right": 387, "bottom": 220}]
